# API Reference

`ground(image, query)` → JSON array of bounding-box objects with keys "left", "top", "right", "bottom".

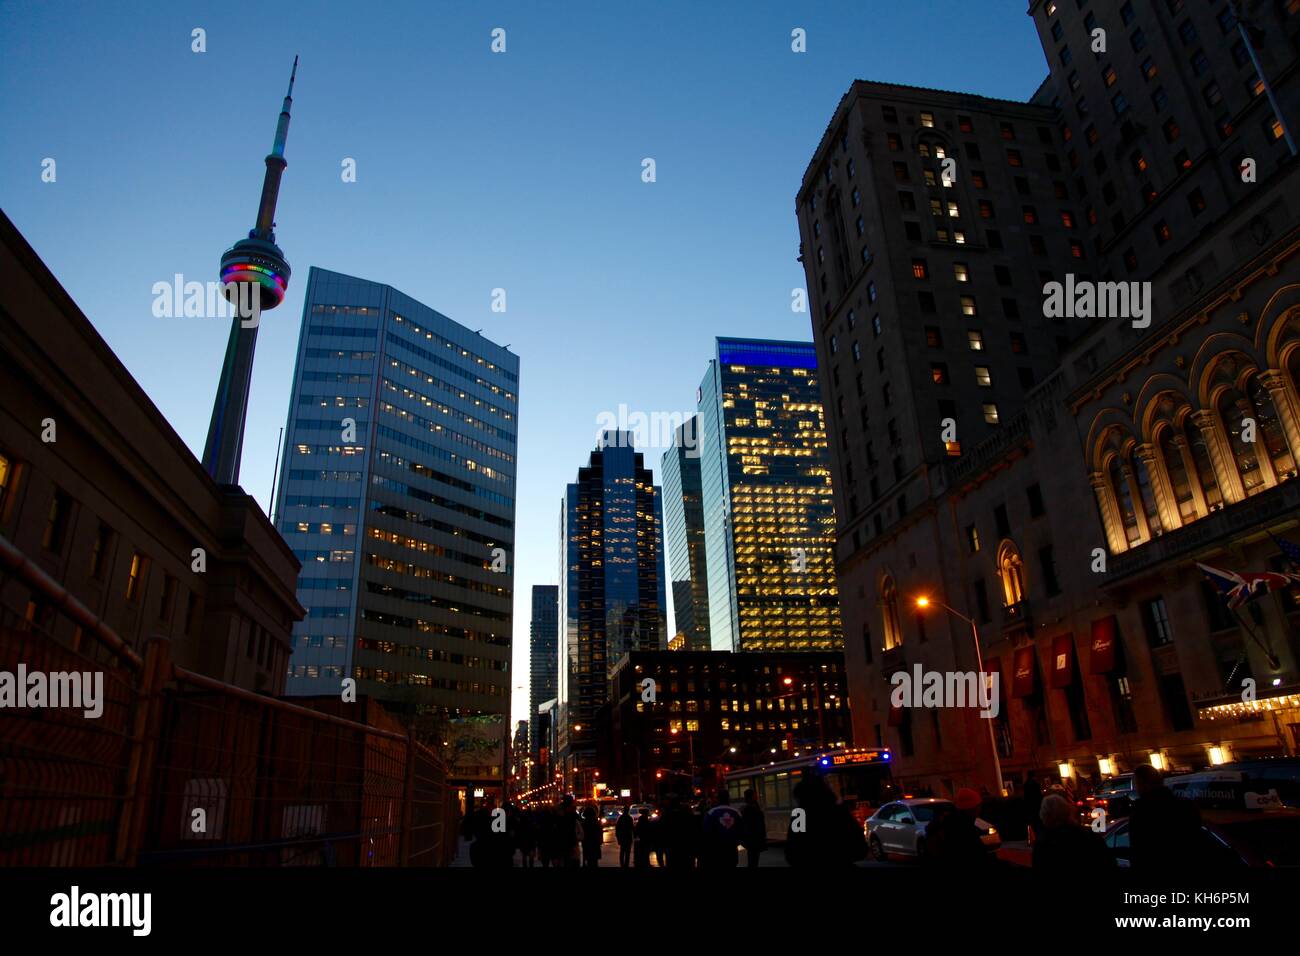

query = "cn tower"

[{"left": 202, "top": 57, "right": 298, "bottom": 485}]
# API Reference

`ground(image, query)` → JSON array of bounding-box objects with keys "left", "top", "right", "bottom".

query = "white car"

[{"left": 866, "top": 798, "right": 1000, "bottom": 860}]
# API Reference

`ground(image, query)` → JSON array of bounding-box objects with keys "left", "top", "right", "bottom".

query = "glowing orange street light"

[{"left": 914, "top": 592, "right": 1004, "bottom": 795}]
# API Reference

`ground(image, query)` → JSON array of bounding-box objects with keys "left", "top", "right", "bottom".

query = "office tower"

[
  {"left": 797, "top": 83, "right": 1092, "bottom": 564},
  {"left": 660, "top": 416, "right": 711, "bottom": 650},
  {"left": 204, "top": 59, "right": 299, "bottom": 486},
  {"left": 558, "top": 431, "right": 667, "bottom": 782},
  {"left": 528, "top": 583, "right": 558, "bottom": 782},
  {"left": 512, "top": 719, "right": 529, "bottom": 779},
  {"left": 697, "top": 338, "right": 842, "bottom": 654},
  {"left": 275, "top": 267, "right": 518, "bottom": 718},
  {"left": 794, "top": 7, "right": 1300, "bottom": 793}
]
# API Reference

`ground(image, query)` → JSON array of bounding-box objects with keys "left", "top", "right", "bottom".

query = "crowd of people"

[
  {"left": 461, "top": 788, "right": 772, "bottom": 868},
  {"left": 462, "top": 764, "right": 1202, "bottom": 869},
  {"left": 1026, "top": 764, "right": 1203, "bottom": 869},
  {"left": 462, "top": 771, "right": 873, "bottom": 868}
]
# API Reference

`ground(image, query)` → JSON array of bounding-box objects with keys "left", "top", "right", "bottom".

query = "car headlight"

[{"left": 986, "top": 827, "right": 997, "bottom": 836}]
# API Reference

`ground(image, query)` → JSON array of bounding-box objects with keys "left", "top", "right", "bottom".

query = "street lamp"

[
  {"left": 915, "top": 594, "right": 1006, "bottom": 796},
  {"left": 670, "top": 725, "right": 696, "bottom": 793}
]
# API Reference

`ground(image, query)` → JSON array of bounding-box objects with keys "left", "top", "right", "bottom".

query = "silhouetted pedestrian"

[
  {"left": 1032, "top": 793, "right": 1114, "bottom": 869},
  {"left": 581, "top": 804, "right": 602, "bottom": 867},
  {"left": 615, "top": 804, "right": 635, "bottom": 868},
  {"left": 559, "top": 797, "right": 581, "bottom": 868},
  {"left": 701, "top": 789, "right": 744, "bottom": 868},
  {"left": 1128, "top": 764, "right": 1203, "bottom": 868},
  {"left": 785, "top": 770, "right": 865, "bottom": 867},
  {"left": 929, "top": 788, "right": 992, "bottom": 867},
  {"left": 741, "top": 788, "right": 767, "bottom": 868}
]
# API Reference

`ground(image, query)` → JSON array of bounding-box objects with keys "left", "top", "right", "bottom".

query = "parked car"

[
  {"left": 1083, "top": 773, "right": 1135, "bottom": 823},
  {"left": 1102, "top": 807, "right": 1300, "bottom": 867},
  {"left": 866, "top": 798, "right": 1000, "bottom": 861}
]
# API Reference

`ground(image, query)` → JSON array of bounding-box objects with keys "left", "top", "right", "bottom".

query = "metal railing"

[{"left": 0, "top": 533, "right": 458, "bottom": 867}]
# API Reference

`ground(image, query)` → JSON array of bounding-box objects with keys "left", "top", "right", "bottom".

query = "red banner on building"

[
  {"left": 1049, "top": 633, "right": 1075, "bottom": 688},
  {"left": 1011, "top": 646, "right": 1037, "bottom": 698},
  {"left": 1089, "top": 616, "right": 1118, "bottom": 674}
]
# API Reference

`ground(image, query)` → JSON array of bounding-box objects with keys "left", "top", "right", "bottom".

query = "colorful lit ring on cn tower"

[{"left": 219, "top": 236, "right": 291, "bottom": 311}]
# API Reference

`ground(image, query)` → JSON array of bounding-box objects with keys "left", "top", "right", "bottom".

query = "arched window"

[
  {"left": 1130, "top": 449, "right": 1162, "bottom": 536},
  {"left": 1246, "top": 373, "right": 1295, "bottom": 480},
  {"left": 1185, "top": 417, "right": 1223, "bottom": 510},
  {"left": 1217, "top": 385, "right": 1267, "bottom": 494},
  {"left": 1108, "top": 455, "right": 1141, "bottom": 545},
  {"left": 881, "top": 576, "right": 903, "bottom": 650},
  {"left": 997, "top": 541, "right": 1026, "bottom": 607},
  {"left": 1157, "top": 425, "right": 1199, "bottom": 522}
]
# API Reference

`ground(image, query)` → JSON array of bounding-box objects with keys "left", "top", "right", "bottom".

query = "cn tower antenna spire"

[{"left": 202, "top": 57, "right": 300, "bottom": 487}]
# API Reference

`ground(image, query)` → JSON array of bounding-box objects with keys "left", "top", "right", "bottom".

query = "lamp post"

[
  {"left": 670, "top": 726, "right": 696, "bottom": 795},
  {"left": 915, "top": 595, "right": 1005, "bottom": 796}
]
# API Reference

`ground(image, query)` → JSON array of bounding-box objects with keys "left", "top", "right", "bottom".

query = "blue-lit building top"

[
  {"left": 275, "top": 267, "right": 518, "bottom": 717},
  {"left": 698, "top": 337, "right": 843, "bottom": 653}
]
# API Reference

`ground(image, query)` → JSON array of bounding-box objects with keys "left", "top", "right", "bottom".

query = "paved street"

[{"left": 449, "top": 832, "right": 946, "bottom": 868}]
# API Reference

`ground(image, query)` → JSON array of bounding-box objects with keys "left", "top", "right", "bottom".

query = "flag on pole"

[
  {"left": 1198, "top": 563, "right": 1300, "bottom": 610},
  {"left": 1268, "top": 532, "right": 1300, "bottom": 570}
]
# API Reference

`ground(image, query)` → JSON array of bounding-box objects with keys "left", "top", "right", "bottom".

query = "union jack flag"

[{"left": 1198, "top": 563, "right": 1300, "bottom": 610}]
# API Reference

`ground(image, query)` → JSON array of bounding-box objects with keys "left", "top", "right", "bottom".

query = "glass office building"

[
  {"left": 275, "top": 267, "right": 518, "bottom": 717},
  {"left": 660, "top": 416, "right": 710, "bottom": 650},
  {"left": 698, "top": 338, "right": 842, "bottom": 653},
  {"left": 528, "top": 583, "right": 558, "bottom": 783},
  {"left": 558, "top": 431, "right": 667, "bottom": 778}
]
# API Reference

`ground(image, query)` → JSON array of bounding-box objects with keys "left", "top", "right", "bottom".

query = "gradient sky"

[{"left": 0, "top": 1, "right": 1052, "bottom": 729}]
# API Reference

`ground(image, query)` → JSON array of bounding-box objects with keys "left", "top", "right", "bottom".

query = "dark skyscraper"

[
  {"left": 275, "top": 267, "right": 518, "bottom": 719},
  {"left": 558, "top": 431, "right": 667, "bottom": 784},
  {"left": 697, "top": 338, "right": 843, "bottom": 653},
  {"left": 660, "top": 416, "right": 711, "bottom": 650},
  {"left": 528, "top": 583, "right": 558, "bottom": 782},
  {"left": 204, "top": 58, "right": 299, "bottom": 486}
]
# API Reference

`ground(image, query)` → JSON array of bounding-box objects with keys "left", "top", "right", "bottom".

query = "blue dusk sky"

[{"left": 0, "top": 1, "right": 1052, "bottom": 727}]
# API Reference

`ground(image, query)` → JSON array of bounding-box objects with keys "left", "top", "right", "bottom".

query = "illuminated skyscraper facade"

[
  {"left": 276, "top": 268, "right": 518, "bottom": 717},
  {"left": 698, "top": 338, "right": 842, "bottom": 653},
  {"left": 660, "top": 416, "right": 711, "bottom": 651},
  {"left": 529, "top": 583, "right": 558, "bottom": 782},
  {"left": 558, "top": 432, "right": 667, "bottom": 780}
]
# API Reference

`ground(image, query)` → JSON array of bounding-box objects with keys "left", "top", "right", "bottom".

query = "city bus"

[{"left": 724, "top": 748, "right": 898, "bottom": 843}]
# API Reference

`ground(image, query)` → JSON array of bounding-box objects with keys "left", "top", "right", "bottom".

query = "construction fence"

[{"left": 0, "top": 540, "right": 459, "bottom": 867}]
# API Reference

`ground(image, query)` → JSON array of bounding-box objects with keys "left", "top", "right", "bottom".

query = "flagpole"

[{"left": 1228, "top": 605, "right": 1281, "bottom": 671}]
